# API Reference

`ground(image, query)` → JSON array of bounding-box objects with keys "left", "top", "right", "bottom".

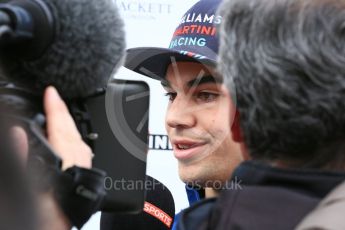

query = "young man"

[
  {"left": 101, "top": 0, "right": 243, "bottom": 229},
  {"left": 125, "top": 0, "right": 242, "bottom": 198},
  {"left": 176, "top": 0, "right": 345, "bottom": 229}
]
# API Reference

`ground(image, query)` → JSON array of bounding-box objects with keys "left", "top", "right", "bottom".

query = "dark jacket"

[
  {"left": 172, "top": 186, "right": 205, "bottom": 230},
  {"left": 177, "top": 161, "right": 345, "bottom": 230}
]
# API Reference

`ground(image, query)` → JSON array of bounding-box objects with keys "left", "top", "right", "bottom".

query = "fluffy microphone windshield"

[{"left": 0, "top": 0, "right": 125, "bottom": 99}]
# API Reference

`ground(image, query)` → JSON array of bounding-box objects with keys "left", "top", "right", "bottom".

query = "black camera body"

[{"left": 0, "top": 79, "right": 150, "bottom": 213}]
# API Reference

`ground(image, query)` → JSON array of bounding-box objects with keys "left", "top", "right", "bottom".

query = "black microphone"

[
  {"left": 101, "top": 176, "right": 176, "bottom": 230},
  {"left": 0, "top": 0, "right": 126, "bottom": 99}
]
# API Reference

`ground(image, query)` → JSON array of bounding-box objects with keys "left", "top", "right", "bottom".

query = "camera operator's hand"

[
  {"left": 44, "top": 86, "right": 93, "bottom": 170},
  {"left": 11, "top": 86, "right": 102, "bottom": 230},
  {"left": 43, "top": 86, "right": 105, "bottom": 229}
]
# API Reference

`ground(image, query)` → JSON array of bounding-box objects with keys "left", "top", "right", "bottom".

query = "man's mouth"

[
  {"left": 172, "top": 140, "right": 207, "bottom": 161},
  {"left": 176, "top": 143, "right": 200, "bottom": 150}
]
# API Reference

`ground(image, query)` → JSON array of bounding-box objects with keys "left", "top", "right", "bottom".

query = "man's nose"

[{"left": 165, "top": 96, "right": 196, "bottom": 129}]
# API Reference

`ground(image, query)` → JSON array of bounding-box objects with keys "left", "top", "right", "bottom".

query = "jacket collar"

[{"left": 232, "top": 161, "right": 345, "bottom": 198}]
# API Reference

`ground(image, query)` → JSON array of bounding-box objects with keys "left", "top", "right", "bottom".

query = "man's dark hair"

[{"left": 218, "top": 0, "right": 345, "bottom": 169}]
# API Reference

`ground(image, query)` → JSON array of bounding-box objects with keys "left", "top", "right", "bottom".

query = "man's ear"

[
  {"left": 231, "top": 110, "right": 252, "bottom": 160},
  {"left": 231, "top": 110, "right": 243, "bottom": 143}
]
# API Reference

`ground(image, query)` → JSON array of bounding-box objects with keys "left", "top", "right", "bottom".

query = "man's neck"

[{"left": 205, "top": 188, "right": 220, "bottom": 198}]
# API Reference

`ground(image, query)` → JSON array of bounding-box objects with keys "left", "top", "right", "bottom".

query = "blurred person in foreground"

[
  {"left": 0, "top": 107, "right": 36, "bottom": 230},
  {"left": 176, "top": 0, "right": 345, "bottom": 229},
  {"left": 7, "top": 86, "right": 95, "bottom": 230}
]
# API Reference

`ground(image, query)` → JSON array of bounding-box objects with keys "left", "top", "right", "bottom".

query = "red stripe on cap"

[
  {"left": 186, "top": 51, "right": 196, "bottom": 57},
  {"left": 143, "top": 201, "right": 173, "bottom": 228}
]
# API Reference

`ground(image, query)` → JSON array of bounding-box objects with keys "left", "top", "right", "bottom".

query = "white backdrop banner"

[{"left": 83, "top": 1, "right": 199, "bottom": 229}]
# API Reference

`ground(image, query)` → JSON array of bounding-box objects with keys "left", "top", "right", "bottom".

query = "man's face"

[{"left": 163, "top": 62, "right": 243, "bottom": 187}]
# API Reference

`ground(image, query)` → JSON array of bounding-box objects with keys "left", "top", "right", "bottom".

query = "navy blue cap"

[{"left": 124, "top": 0, "right": 222, "bottom": 81}]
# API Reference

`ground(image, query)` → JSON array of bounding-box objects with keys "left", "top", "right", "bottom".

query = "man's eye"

[
  {"left": 196, "top": 92, "right": 219, "bottom": 102},
  {"left": 164, "top": 92, "right": 177, "bottom": 101}
]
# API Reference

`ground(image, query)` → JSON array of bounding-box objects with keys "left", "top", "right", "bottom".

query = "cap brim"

[{"left": 124, "top": 47, "right": 216, "bottom": 81}]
